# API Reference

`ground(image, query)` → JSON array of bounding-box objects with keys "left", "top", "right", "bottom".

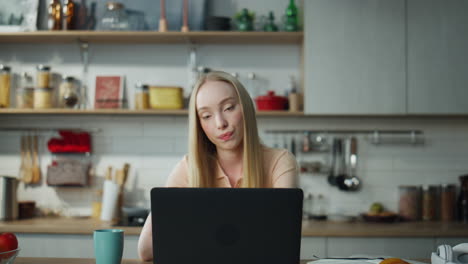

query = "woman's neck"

[{"left": 217, "top": 146, "right": 243, "bottom": 180}]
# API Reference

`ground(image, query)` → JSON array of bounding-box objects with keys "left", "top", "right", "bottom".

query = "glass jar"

[
  {"left": 98, "top": 2, "right": 129, "bottom": 31},
  {"left": 422, "top": 185, "right": 438, "bottom": 221},
  {"left": 441, "top": 184, "right": 456, "bottom": 222},
  {"left": 33, "top": 87, "right": 54, "bottom": 109},
  {"left": 16, "top": 72, "right": 35, "bottom": 109},
  {"left": 58, "top": 76, "right": 79, "bottom": 108},
  {"left": 134, "top": 83, "right": 149, "bottom": 110},
  {"left": 398, "top": 185, "right": 421, "bottom": 221},
  {"left": 0, "top": 64, "right": 11, "bottom": 108},
  {"left": 36, "top": 65, "right": 51, "bottom": 88}
]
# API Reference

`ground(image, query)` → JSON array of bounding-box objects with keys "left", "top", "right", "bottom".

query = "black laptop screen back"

[{"left": 151, "top": 188, "right": 303, "bottom": 264}]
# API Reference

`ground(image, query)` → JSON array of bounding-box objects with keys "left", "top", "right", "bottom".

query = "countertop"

[
  {"left": 15, "top": 258, "right": 430, "bottom": 264},
  {"left": 16, "top": 258, "right": 311, "bottom": 264},
  {"left": 2, "top": 217, "right": 468, "bottom": 237}
]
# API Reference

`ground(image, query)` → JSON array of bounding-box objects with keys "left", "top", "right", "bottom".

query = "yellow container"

[{"left": 149, "top": 86, "right": 183, "bottom": 109}]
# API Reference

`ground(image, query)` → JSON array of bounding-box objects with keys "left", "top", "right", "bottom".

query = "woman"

[{"left": 137, "top": 71, "right": 298, "bottom": 261}]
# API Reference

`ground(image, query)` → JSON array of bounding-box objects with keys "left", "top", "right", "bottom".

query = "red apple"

[{"left": 0, "top": 232, "right": 18, "bottom": 257}]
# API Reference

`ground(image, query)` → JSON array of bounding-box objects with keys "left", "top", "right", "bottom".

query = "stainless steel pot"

[{"left": 0, "top": 176, "right": 19, "bottom": 221}]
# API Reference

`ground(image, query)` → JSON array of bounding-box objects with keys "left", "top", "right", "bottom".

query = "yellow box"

[{"left": 149, "top": 86, "right": 183, "bottom": 109}]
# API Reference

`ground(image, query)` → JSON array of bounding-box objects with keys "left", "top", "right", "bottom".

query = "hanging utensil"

[
  {"left": 31, "top": 134, "right": 42, "bottom": 184},
  {"left": 343, "top": 137, "right": 361, "bottom": 191},
  {"left": 23, "top": 135, "right": 33, "bottom": 184},
  {"left": 334, "top": 138, "right": 348, "bottom": 190},
  {"left": 19, "top": 135, "right": 26, "bottom": 182},
  {"left": 327, "top": 138, "right": 338, "bottom": 186}
]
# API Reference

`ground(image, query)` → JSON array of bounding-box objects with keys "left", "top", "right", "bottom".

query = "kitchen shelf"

[
  {"left": 0, "top": 31, "right": 303, "bottom": 44},
  {"left": 0, "top": 108, "right": 305, "bottom": 116}
]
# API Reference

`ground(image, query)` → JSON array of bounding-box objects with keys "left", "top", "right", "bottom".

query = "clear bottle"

[
  {"left": 303, "top": 193, "right": 313, "bottom": 219},
  {"left": 58, "top": 76, "right": 79, "bottom": 108},
  {"left": 16, "top": 72, "right": 34, "bottom": 109},
  {"left": 62, "top": 0, "right": 75, "bottom": 30},
  {"left": 98, "top": 2, "right": 129, "bottom": 31},
  {"left": 47, "top": 0, "right": 62, "bottom": 30},
  {"left": 36, "top": 65, "right": 51, "bottom": 88},
  {"left": 0, "top": 65, "right": 11, "bottom": 108}
]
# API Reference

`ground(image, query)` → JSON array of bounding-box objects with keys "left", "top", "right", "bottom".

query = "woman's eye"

[
  {"left": 224, "top": 105, "right": 234, "bottom": 111},
  {"left": 201, "top": 115, "right": 211, "bottom": 120}
]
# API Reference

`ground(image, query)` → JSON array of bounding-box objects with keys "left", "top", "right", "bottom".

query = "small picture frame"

[
  {"left": 0, "top": 0, "right": 39, "bottom": 32},
  {"left": 94, "top": 76, "right": 125, "bottom": 109}
]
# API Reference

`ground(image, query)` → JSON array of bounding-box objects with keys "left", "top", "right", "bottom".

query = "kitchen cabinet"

[
  {"left": 407, "top": 0, "right": 468, "bottom": 114},
  {"left": 304, "top": 0, "right": 406, "bottom": 115},
  {"left": 16, "top": 233, "right": 139, "bottom": 258}
]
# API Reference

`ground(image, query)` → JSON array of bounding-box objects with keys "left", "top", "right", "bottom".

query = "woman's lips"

[{"left": 219, "top": 131, "right": 233, "bottom": 141}]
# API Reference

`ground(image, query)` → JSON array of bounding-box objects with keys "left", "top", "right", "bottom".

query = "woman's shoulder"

[
  {"left": 165, "top": 154, "right": 190, "bottom": 187},
  {"left": 262, "top": 145, "right": 297, "bottom": 167}
]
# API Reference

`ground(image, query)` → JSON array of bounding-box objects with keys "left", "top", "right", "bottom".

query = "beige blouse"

[{"left": 165, "top": 146, "right": 298, "bottom": 188}]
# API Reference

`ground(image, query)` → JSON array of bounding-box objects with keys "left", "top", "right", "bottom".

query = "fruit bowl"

[
  {"left": 0, "top": 248, "right": 20, "bottom": 264},
  {"left": 361, "top": 212, "right": 400, "bottom": 223}
]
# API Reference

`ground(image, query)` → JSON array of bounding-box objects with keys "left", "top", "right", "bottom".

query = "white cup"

[{"left": 100, "top": 180, "right": 120, "bottom": 221}]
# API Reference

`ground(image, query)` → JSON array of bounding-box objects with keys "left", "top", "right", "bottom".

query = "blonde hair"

[{"left": 187, "top": 71, "right": 265, "bottom": 188}]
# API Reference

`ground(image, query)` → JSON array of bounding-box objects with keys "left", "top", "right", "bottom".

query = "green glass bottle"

[{"left": 284, "top": 0, "right": 298, "bottom": 31}]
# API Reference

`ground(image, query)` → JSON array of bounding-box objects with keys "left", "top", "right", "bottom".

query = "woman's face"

[{"left": 196, "top": 80, "right": 244, "bottom": 152}]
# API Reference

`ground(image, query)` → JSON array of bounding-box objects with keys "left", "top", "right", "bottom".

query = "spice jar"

[
  {"left": 441, "top": 184, "right": 456, "bottom": 222},
  {"left": 0, "top": 65, "right": 11, "bottom": 108},
  {"left": 134, "top": 83, "right": 149, "bottom": 110},
  {"left": 58, "top": 76, "right": 79, "bottom": 108},
  {"left": 17, "top": 72, "right": 35, "bottom": 108},
  {"left": 36, "top": 65, "right": 51, "bottom": 88},
  {"left": 422, "top": 185, "right": 438, "bottom": 221},
  {"left": 398, "top": 185, "right": 421, "bottom": 221},
  {"left": 33, "top": 87, "right": 54, "bottom": 109}
]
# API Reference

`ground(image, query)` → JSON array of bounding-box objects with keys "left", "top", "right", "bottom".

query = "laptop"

[{"left": 151, "top": 187, "right": 303, "bottom": 264}]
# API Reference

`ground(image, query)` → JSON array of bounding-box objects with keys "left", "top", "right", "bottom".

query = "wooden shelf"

[
  {"left": 0, "top": 31, "right": 303, "bottom": 44},
  {"left": 0, "top": 108, "right": 305, "bottom": 116}
]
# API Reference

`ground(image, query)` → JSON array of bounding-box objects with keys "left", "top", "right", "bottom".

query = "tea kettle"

[{"left": 0, "top": 176, "right": 19, "bottom": 221}]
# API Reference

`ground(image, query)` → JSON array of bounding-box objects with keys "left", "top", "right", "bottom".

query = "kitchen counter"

[
  {"left": 16, "top": 258, "right": 311, "bottom": 264},
  {"left": 1, "top": 217, "right": 468, "bottom": 237}
]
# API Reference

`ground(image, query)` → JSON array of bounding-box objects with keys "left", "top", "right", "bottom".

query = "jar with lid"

[
  {"left": 0, "top": 64, "right": 11, "bottom": 108},
  {"left": 422, "top": 185, "right": 438, "bottom": 221},
  {"left": 98, "top": 2, "right": 129, "bottom": 31},
  {"left": 33, "top": 87, "right": 54, "bottom": 109},
  {"left": 58, "top": 76, "right": 79, "bottom": 108},
  {"left": 36, "top": 65, "right": 51, "bottom": 88},
  {"left": 457, "top": 175, "right": 468, "bottom": 222},
  {"left": 16, "top": 72, "right": 34, "bottom": 109},
  {"left": 441, "top": 184, "right": 456, "bottom": 221},
  {"left": 398, "top": 185, "right": 421, "bottom": 221},
  {"left": 134, "top": 83, "right": 149, "bottom": 110}
]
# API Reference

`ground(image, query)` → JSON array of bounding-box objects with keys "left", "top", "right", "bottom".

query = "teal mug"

[{"left": 94, "top": 229, "right": 124, "bottom": 264}]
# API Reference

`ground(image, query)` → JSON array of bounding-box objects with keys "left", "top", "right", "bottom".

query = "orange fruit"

[{"left": 380, "top": 258, "right": 410, "bottom": 264}]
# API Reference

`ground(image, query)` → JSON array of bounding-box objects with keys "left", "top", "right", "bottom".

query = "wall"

[
  {"left": 0, "top": 114, "right": 467, "bottom": 217},
  {"left": 1, "top": 0, "right": 467, "bottom": 218}
]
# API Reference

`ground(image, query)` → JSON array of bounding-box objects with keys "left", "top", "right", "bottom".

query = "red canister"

[{"left": 255, "top": 91, "right": 288, "bottom": 111}]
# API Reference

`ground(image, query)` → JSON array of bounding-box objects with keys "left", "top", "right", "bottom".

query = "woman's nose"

[{"left": 215, "top": 114, "right": 228, "bottom": 129}]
